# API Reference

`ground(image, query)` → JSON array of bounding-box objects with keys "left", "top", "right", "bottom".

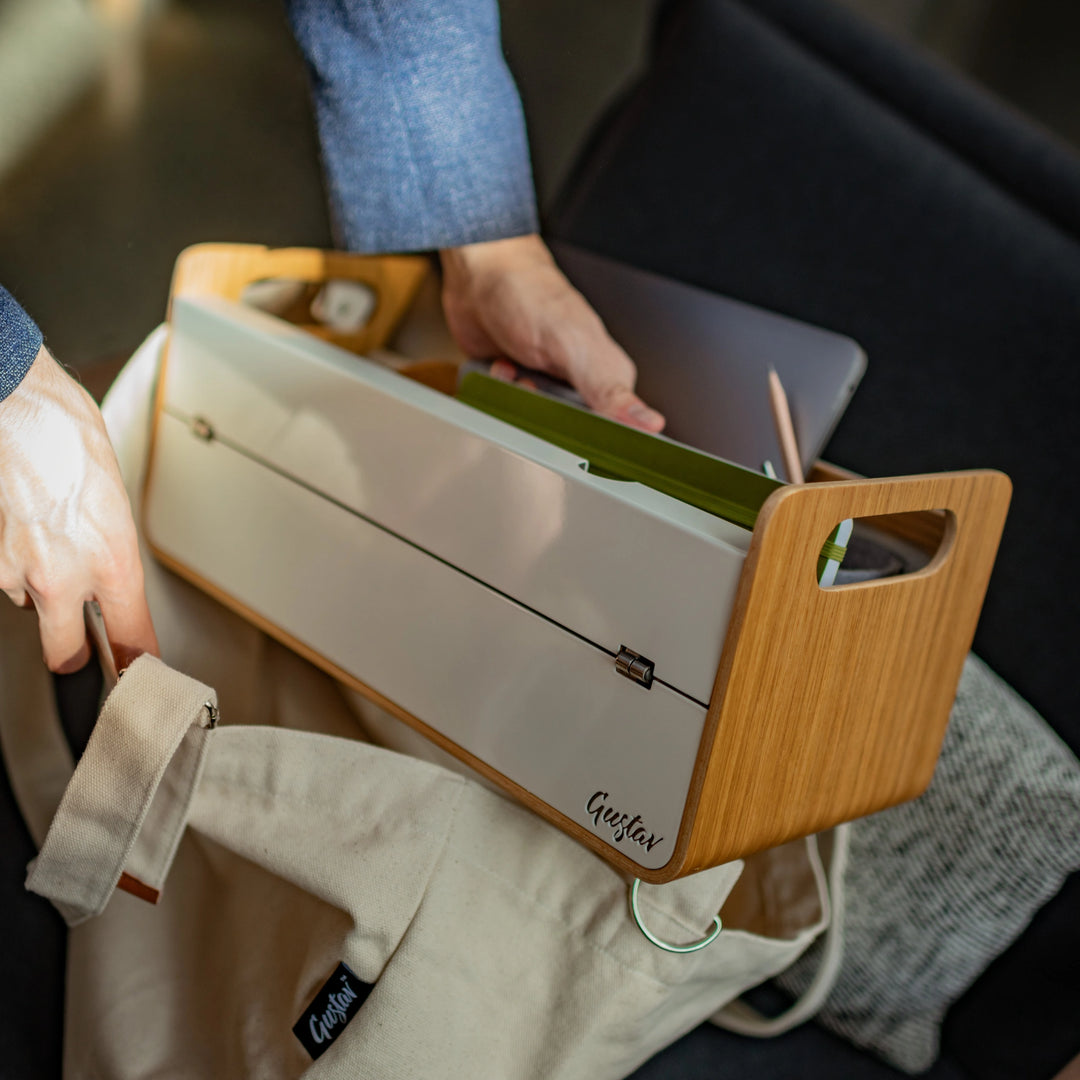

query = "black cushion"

[{"left": 552, "top": 1, "right": 1080, "bottom": 1076}]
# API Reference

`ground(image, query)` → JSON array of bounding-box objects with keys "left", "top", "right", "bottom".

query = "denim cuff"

[
  {"left": 0, "top": 286, "right": 43, "bottom": 404},
  {"left": 288, "top": 0, "right": 539, "bottom": 253}
]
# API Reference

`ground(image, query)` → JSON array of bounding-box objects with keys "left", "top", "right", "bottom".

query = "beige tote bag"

[{"left": 0, "top": 330, "right": 845, "bottom": 1079}]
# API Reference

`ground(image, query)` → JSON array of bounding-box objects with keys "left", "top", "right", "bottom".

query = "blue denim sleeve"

[
  {"left": 0, "top": 285, "right": 43, "bottom": 404},
  {"left": 286, "top": 0, "right": 539, "bottom": 252}
]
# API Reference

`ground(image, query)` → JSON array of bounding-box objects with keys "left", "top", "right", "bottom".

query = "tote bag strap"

[
  {"left": 712, "top": 822, "right": 850, "bottom": 1036},
  {"left": 25, "top": 654, "right": 216, "bottom": 927}
]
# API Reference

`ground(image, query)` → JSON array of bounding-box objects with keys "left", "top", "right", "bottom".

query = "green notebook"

[{"left": 457, "top": 372, "right": 848, "bottom": 579}]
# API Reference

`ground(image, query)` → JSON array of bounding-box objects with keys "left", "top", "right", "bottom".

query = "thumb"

[
  {"left": 591, "top": 383, "right": 666, "bottom": 433},
  {"left": 566, "top": 333, "right": 665, "bottom": 433}
]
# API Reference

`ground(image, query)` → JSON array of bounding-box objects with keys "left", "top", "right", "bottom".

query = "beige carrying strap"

[
  {"left": 25, "top": 655, "right": 216, "bottom": 927},
  {"left": 712, "top": 822, "right": 850, "bottom": 1036}
]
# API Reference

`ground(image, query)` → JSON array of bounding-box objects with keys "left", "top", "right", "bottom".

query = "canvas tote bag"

[{"left": 0, "top": 329, "right": 846, "bottom": 1079}]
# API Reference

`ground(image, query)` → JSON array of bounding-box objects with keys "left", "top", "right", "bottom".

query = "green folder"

[
  {"left": 459, "top": 372, "right": 781, "bottom": 529},
  {"left": 458, "top": 372, "right": 848, "bottom": 576}
]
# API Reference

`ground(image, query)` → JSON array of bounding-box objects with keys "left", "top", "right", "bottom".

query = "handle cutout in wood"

[
  {"left": 168, "top": 243, "right": 430, "bottom": 355},
  {"left": 241, "top": 277, "right": 379, "bottom": 336},
  {"left": 818, "top": 509, "right": 955, "bottom": 589}
]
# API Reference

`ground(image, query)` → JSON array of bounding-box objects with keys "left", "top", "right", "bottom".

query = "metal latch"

[{"left": 615, "top": 646, "right": 654, "bottom": 689}]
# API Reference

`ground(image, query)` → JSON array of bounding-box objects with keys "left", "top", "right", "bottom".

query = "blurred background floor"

[{"left": 0, "top": 0, "right": 1078, "bottom": 376}]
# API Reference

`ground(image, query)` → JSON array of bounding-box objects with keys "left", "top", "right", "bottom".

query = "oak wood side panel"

[{"left": 680, "top": 471, "right": 1011, "bottom": 873}]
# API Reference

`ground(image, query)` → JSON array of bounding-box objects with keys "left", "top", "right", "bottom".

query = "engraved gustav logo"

[{"left": 586, "top": 791, "right": 664, "bottom": 852}]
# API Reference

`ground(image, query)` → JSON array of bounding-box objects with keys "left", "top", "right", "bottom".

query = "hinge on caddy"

[{"left": 615, "top": 646, "right": 654, "bottom": 689}]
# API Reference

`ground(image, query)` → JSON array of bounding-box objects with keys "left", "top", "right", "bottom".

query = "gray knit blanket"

[{"left": 778, "top": 653, "right": 1080, "bottom": 1073}]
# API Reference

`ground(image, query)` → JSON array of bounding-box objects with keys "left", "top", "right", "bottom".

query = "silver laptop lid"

[{"left": 552, "top": 242, "right": 866, "bottom": 479}]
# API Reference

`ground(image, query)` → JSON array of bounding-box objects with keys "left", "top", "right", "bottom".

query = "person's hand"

[
  {"left": 0, "top": 345, "right": 158, "bottom": 673},
  {"left": 440, "top": 234, "right": 665, "bottom": 432}
]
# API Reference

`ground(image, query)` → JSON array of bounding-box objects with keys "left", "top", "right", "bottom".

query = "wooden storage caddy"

[{"left": 147, "top": 244, "right": 1011, "bottom": 882}]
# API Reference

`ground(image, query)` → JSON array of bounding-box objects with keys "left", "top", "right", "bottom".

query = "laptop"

[{"left": 550, "top": 242, "right": 866, "bottom": 480}]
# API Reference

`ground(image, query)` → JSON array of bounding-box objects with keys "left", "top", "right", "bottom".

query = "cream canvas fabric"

[{"left": 0, "top": 330, "right": 841, "bottom": 1079}]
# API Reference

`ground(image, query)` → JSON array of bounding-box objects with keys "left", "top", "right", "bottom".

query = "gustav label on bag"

[{"left": 293, "top": 962, "right": 372, "bottom": 1059}]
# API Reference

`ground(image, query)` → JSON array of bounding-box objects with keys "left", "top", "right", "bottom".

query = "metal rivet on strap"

[{"left": 202, "top": 701, "right": 219, "bottom": 729}]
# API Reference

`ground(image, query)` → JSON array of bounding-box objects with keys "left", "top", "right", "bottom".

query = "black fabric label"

[{"left": 293, "top": 962, "right": 372, "bottom": 1059}]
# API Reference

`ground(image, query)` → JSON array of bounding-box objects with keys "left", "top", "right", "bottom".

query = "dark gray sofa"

[{"left": 550, "top": 1, "right": 1080, "bottom": 1077}]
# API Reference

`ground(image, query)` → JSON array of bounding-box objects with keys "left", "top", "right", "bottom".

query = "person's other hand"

[
  {"left": 440, "top": 234, "right": 665, "bottom": 432},
  {"left": 0, "top": 346, "right": 158, "bottom": 673}
]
